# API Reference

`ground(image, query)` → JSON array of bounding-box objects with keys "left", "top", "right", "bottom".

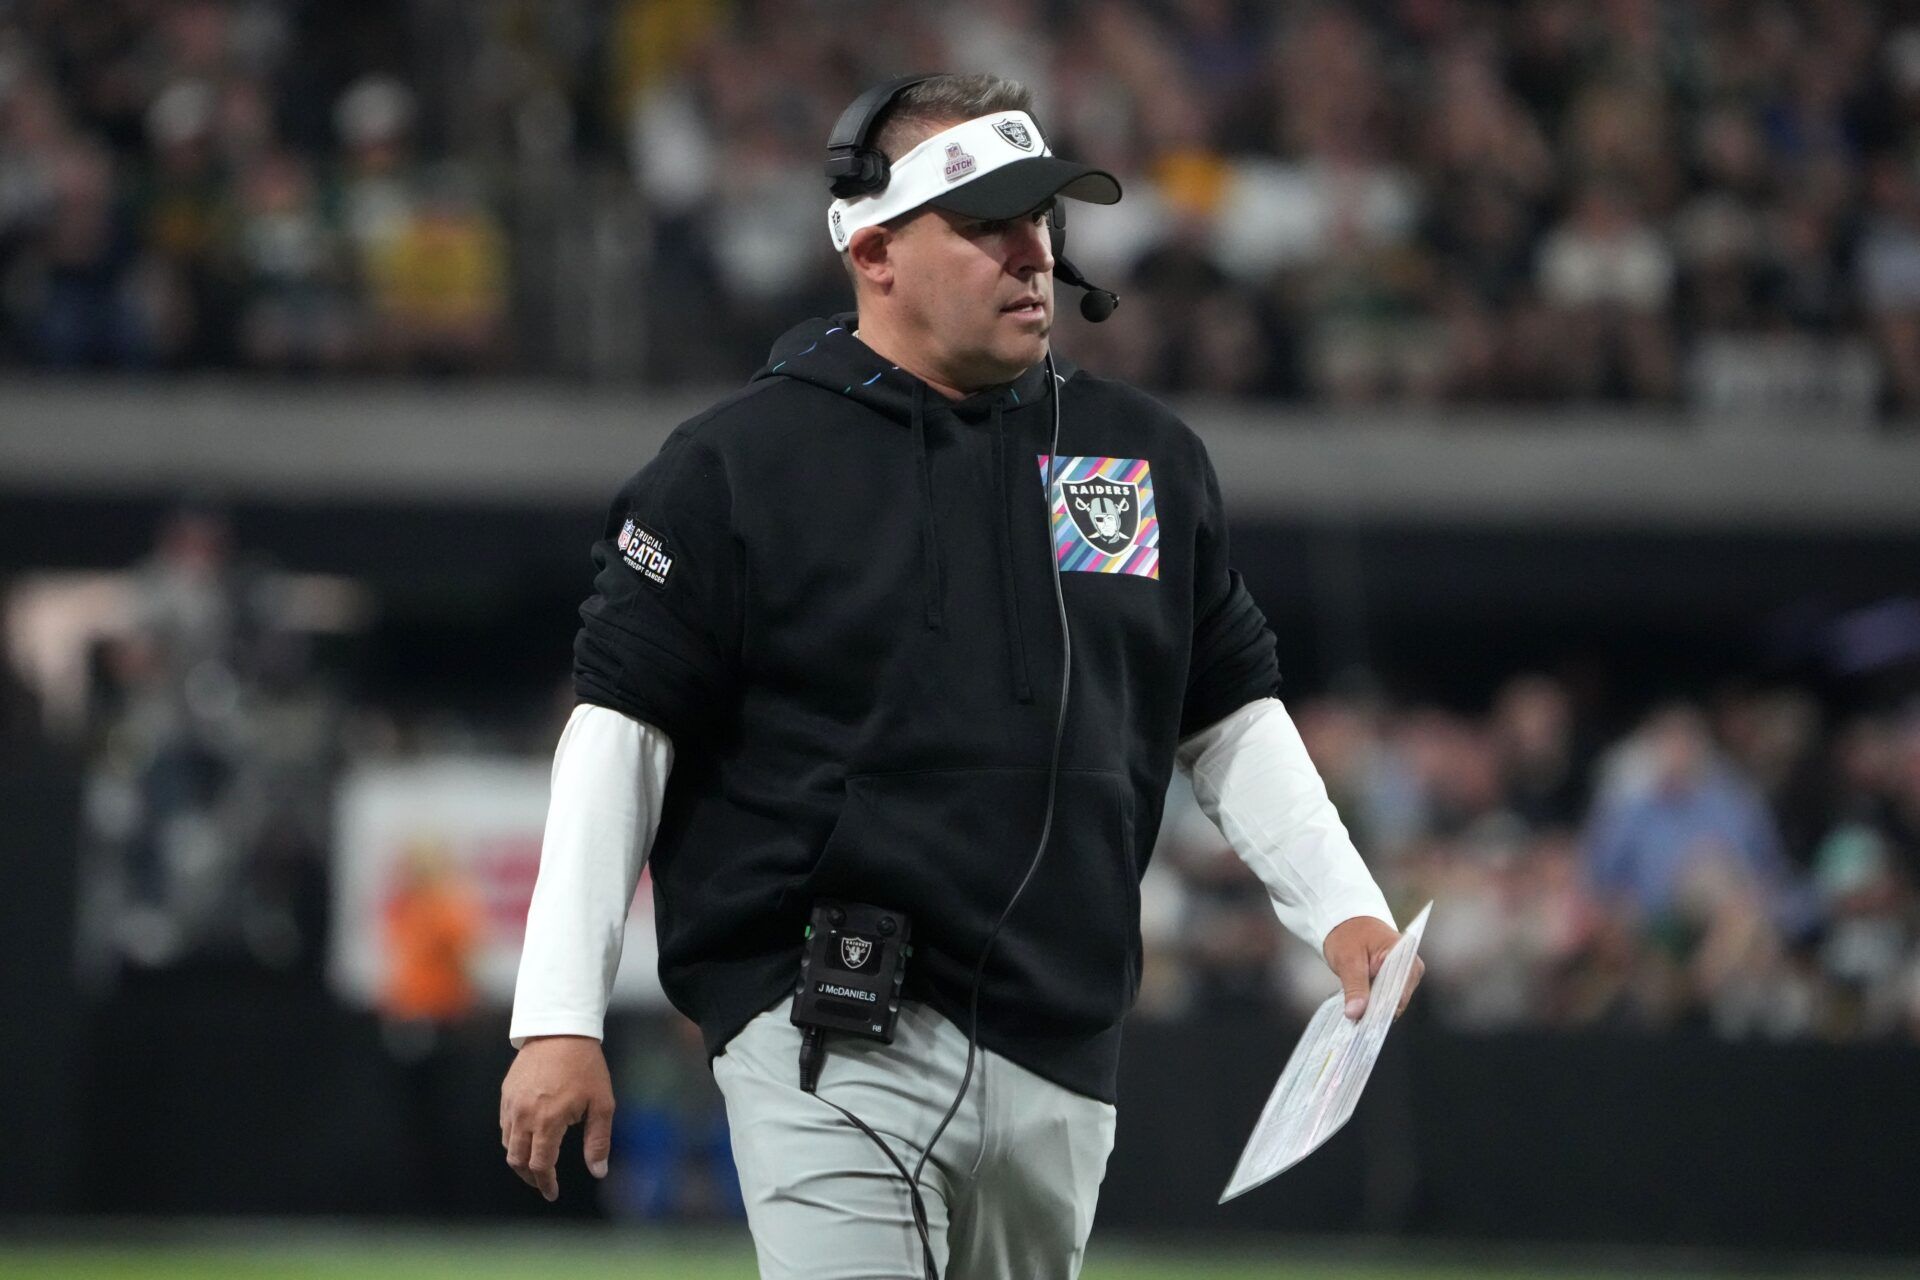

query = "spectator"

[
  {"left": 380, "top": 841, "right": 483, "bottom": 1026},
  {"left": 1490, "top": 674, "right": 1586, "bottom": 833},
  {"left": 15, "top": 135, "right": 155, "bottom": 365},
  {"left": 1535, "top": 183, "right": 1678, "bottom": 399},
  {"left": 1584, "top": 705, "right": 1800, "bottom": 924},
  {"left": 140, "top": 77, "right": 233, "bottom": 365},
  {"left": 233, "top": 150, "right": 356, "bottom": 369},
  {"left": 1856, "top": 158, "right": 1920, "bottom": 412},
  {"left": 364, "top": 165, "right": 509, "bottom": 373}
]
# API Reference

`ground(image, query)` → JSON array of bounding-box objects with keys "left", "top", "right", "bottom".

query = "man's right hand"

[{"left": 500, "top": 1034, "right": 616, "bottom": 1201}]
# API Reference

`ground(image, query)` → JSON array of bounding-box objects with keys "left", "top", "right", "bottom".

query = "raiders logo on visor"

[
  {"left": 1064, "top": 479, "right": 1139, "bottom": 551},
  {"left": 994, "top": 118, "right": 1034, "bottom": 151}
]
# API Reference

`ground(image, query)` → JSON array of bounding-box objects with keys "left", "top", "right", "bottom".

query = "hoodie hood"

[
  {"left": 752, "top": 312, "right": 1066, "bottom": 418},
  {"left": 752, "top": 315, "right": 1071, "bottom": 701}
]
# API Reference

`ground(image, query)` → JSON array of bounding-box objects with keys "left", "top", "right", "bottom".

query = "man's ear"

[{"left": 847, "top": 224, "right": 894, "bottom": 291}]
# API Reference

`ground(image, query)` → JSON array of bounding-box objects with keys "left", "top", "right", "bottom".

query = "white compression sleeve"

[
  {"left": 1175, "top": 696, "right": 1394, "bottom": 955},
  {"left": 509, "top": 703, "right": 674, "bottom": 1047}
]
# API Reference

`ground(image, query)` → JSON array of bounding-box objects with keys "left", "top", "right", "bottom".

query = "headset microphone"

[
  {"left": 1081, "top": 288, "right": 1120, "bottom": 323},
  {"left": 1049, "top": 199, "right": 1117, "bottom": 322},
  {"left": 1055, "top": 255, "right": 1119, "bottom": 323}
]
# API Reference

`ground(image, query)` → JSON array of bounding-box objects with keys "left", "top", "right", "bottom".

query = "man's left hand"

[{"left": 1323, "top": 916, "right": 1425, "bottom": 1022}]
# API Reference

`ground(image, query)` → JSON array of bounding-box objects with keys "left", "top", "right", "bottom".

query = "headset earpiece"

[{"left": 824, "top": 74, "right": 936, "bottom": 199}]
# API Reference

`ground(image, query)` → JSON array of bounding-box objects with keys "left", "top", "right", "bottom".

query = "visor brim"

[{"left": 927, "top": 157, "right": 1122, "bottom": 220}]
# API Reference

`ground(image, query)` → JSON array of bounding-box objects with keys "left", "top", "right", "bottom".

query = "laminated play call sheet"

[{"left": 1220, "top": 902, "right": 1433, "bottom": 1203}]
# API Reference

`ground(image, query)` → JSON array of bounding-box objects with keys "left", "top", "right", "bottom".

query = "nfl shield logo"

[
  {"left": 994, "top": 118, "right": 1034, "bottom": 151},
  {"left": 617, "top": 519, "right": 636, "bottom": 552},
  {"left": 943, "top": 142, "right": 976, "bottom": 182},
  {"left": 1064, "top": 479, "right": 1139, "bottom": 552},
  {"left": 841, "top": 936, "right": 874, "bottom": 969}
]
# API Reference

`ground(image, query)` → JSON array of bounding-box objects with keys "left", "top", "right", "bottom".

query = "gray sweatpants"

[{"left": 712, "top": 997, "right": 1117, "bottom": 1280}]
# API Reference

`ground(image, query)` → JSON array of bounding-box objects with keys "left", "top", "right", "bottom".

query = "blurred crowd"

[
  {"left": 1148, "top": 671, "right": 1920, "bottom": 1042},
  {"left": 8, "top": 0, "right": 1920, "bottom": 414},
  {"left": 0, "top": 0, "right": 513, "bottom": 373},
  {"left": 62, "top": 507, "right": 346, "bottom": 982}
]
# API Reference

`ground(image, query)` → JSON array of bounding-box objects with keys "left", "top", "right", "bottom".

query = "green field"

[{"left": 0, "top": 1233, "right": 1904, "bottom": 1280}]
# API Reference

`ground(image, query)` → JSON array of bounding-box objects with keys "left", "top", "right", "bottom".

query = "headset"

[
  {"left": 825, "top": 73, "right": 1120, "bottom": 323},
  {"left": 813, "top": 77, "right": 1094, "bottom": 1280}
]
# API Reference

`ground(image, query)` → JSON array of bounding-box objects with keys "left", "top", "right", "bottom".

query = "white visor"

[{"left": 827, "top": 110, "right": 1121, "bottom": 252}]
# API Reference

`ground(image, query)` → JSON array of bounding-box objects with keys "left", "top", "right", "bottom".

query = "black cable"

[
  {"left": 819, "top": 1095, "right": 940, "bottom": 1277},
  {"left": 799, "top": 1027, "right": 940, "bottom": 1277},
  {"left": 797, "top": 351, "right": 1074, "bottom": 1280},
  {"left": 905, "top": 349, "right": 1074, "bottom": 1279},
  {"left": 799, "top": 1026, "right": 826, "bottom": 1093}
]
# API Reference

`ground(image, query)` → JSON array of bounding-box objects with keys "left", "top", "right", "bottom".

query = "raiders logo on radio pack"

[
  {"left": 994, "top": 118, "right": 1034, "bottom": 151},
  {"left": 1064, "top": 478, "right": 1139, "bottom": 552},
  {"left": 617, "top": 517, "right": 674, "bottom": 589},
  {"left": 840, "top": 935, "right": 874, "bottom": 971}
]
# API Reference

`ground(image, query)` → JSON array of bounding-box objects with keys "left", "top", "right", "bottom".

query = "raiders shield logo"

[
  {"left": 840, "top": 936, "right": 874, "bottom": 970},
  {"left": 994, "top": 118, "right": 1034, "bottom": 151},
  {"left": 1064, "top": 479, "right": 1139, "bottom": 552},
  {"left": 1038, "top": 455, "right": 1159, "bottom": 577}
]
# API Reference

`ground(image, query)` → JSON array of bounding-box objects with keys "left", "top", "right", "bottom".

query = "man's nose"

[{"left": 1010, "top": 216, "right": 1055, "bottom": 275}]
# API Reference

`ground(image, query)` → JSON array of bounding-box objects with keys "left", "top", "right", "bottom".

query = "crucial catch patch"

[{"left": 617, "top": 517, "right": 674, "bottom": 589}]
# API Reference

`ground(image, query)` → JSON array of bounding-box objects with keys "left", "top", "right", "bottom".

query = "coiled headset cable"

[{"left": 899, "top": 348, "right": 1074, "bottom": 1280}]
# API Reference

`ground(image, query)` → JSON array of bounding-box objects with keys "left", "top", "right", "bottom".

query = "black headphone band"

[{"left": 824, "top": 73, "right": 936, "bottom": 199}]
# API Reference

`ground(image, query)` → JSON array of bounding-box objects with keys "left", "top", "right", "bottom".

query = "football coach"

[{"left": 500, "top": 72, "right": 1423, "bottom": 1279}]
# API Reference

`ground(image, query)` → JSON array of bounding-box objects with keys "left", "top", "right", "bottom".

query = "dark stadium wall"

[
  {"left": 0, "top": 761, "right": 83, "bottom": 1215},
  {"left": 1104, "top": 1012, "right": 1920, "bottom": 1254},
  {"left": 73, "top": 969, "right": 557, "bottom": 1220},
  {"left": 38, "top": 995, "right": 1920, "bottom": 1252}
]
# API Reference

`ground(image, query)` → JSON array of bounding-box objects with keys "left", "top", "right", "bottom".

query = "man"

[{"left": 500, "top": 73, "right": 1421, "bottom": 1279}]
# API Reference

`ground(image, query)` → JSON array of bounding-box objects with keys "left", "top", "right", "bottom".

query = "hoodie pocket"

[{"left": 794, "top": 766, "right": 1141, "bottom": 1039}]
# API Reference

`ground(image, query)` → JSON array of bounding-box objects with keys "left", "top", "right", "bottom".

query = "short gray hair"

[{"left": 872, "top": 74, "right": 1036, "bottom": 161}]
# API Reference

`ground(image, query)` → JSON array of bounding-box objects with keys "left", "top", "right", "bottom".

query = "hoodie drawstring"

[
  {"left": 911, "top": 381, "right": 944, "bottom": 630},
  {"left": 991, "top": 401, "right": 1036, "bottom": 703}
]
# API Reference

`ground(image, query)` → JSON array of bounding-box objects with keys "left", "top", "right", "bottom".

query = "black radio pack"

[{"left": 791, "top": 899, "right": 911, "bottom": 1043}]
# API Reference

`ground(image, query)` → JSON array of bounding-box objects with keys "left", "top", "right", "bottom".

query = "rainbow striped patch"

[{"left": 1037, "top": 455, "right": 1160, "bottom": 578}]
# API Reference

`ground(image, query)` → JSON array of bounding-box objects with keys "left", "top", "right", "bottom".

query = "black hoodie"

[{"left": 573, "top": 314, "right": 1278, "bottom": 1102}]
